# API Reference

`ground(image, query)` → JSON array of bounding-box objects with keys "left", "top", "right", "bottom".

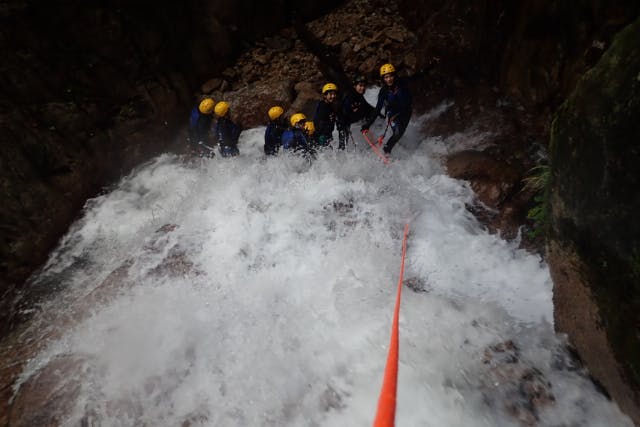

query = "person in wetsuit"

[
  {"left": 214, "top": 101, "right": 241, "bottom": 157},
  {"left": 361, "top": 63, "right": 412, "bottom": 154}
]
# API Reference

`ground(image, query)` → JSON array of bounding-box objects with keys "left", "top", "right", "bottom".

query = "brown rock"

[
  {"left": 446, "top": 150, "right": 522, "bottom": 208},
  {"left": 403, "top": 52, "right": 417, "bottom": 70},
  {"left": 8, "top": 355, "right": 84, "bottom": 427},
  {"left": 325, "top": 32, "right": 350, "bottom": 47},
  {"left": 254, "top": 51, "right": 271, "bottom": 65},
  {"left": 548, "top": 240, "right": 640, "bottom": 425},
  {"left": 482, "top": 340, "right": 555, "bottom": 426},
  {"left": 359, "top": 56, "right": 379, "bottom": 74},
  {"left": 291, "top": 81, "right": 322, "bottom": 116},
  {"left": 386, "top": 27, "right": 405, "bottom": 43},
  {"left": 222, "top": 67, "right": 236, "bottom": 79},
  {"left": 219, "top": 79, "right": 230, "bottom": 92},
  {"left": 221, "top": 78, "right": 296, "bottom": 128},
  {"left": 264, "top": 35, "right": 293, "bottom": 52},
  {"left": 201, "top": 78, "right": 222, "bottom": 93}
]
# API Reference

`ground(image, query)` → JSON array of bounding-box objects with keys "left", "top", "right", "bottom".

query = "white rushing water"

[{"left": 14, "top": 96, "right": 633, "bottom": 426}]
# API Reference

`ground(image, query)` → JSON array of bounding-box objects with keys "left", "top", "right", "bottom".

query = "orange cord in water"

[
  {"left": 373, "top": 223, "right": 409, "bottom": 427},
  {"left": 362, "top": 130, "right": 390, "bottom": 164}
]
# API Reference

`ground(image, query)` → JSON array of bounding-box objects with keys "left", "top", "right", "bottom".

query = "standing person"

[
  {"left": 214, "top": 101, "right": 241, "bottom": 157},
  {"left": 361, "top": 63, "right": 412, "bottom": 154},
  {"left": 313, "top": 83, "right": 347, "bottom": 150},
  {"left": 188, "top": 97, "right": 216, "bottom": 158},
  {"left": 341, "top": 75, "right": 374, "bottom": 132},
  {"left": 264, "top": 105, "right": 286, "bottom": 156}
]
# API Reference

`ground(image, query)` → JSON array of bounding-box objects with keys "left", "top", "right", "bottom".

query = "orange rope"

[
  {"left": 362, "top": 130, "right": 390, "bottom": 164},
  {"left": 373, "top": 223, "right": 409, "bottom": 427}
]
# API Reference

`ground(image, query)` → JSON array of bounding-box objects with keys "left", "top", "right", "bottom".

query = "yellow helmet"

[
  {"left": 322, "top": 83, "right": 338, "bottom": 94},
  {"left": 380, "top": 63, "right": 396, "bottom": 76},
  {"left": 199, "top": 98, "right": 215, "bottom": 114},
  {"left": 214, "top": 101, "right": 229, "bottom": 117},
  {"left": 268, "top": 106, "right": 284, "bottom": 120},
  {"left": 290, "top": 113, "right": 306, "bottom": 127},
  {"left": 304, "top": 121, "right": 315, "bottom": 135}
]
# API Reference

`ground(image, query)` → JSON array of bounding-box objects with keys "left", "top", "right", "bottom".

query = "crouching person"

[
  {"left": 282, "top": 113, "right": 314, "bottom": 157},
  {"left": 188, "top": 97, "right": 216, "bottom": 158},
  {"left": 214, "top": 101, "right": 241, "bottom": 157},
  {"left": 264, "top": 105, "right": 286, "bottom": 156}
]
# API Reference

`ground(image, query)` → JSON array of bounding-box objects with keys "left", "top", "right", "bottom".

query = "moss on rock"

[{"left": 548, "top": 16, "right": 640, "bottom": 422}]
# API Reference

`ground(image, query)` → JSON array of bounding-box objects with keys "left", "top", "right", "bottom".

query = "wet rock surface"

[
  {"left": 0, "top": 223, "right": 197, "bottom": 426},
  {"left": 481, "top": 340, "right": 556, "bottom": 426}
]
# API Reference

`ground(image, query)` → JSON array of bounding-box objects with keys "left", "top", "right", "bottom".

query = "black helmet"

[{"left": 354, "top": 75, "right": 366, "bottom": 85}]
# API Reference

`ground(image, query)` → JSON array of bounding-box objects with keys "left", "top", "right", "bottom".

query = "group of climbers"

[
  {"left": 187, "top": 99, "right": 241, "bottom": 158},
  {"left": 188, "top": 62, "right": 412, "bottom": 159}
]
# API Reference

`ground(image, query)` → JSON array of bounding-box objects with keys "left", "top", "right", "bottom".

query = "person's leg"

[
  {"left": 383, "top": 115, "right": 410, "bottom": 154},
  {"left": 337, "top": 124, "right": 348, "bottom": 150}
]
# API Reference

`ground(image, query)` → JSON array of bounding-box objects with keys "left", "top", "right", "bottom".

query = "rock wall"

[
  {"left": 548, "top": 17, "right": 640, "bottom": 424},
  {"left": 398, "top": 0, "right": 639, "bottom": 105},
  {"left": 401, "top": 0, "right": 640, "bottom": 425},
  {"left": 398, "top": 1, "right": 640, "bottom": 422},
  {"left": 0, "top": 0, "right": 340, "bottom": 337}
]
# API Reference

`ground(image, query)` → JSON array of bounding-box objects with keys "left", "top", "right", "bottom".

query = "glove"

[{"left": 360, "top": 125, "right": 369, "bottom": 133}]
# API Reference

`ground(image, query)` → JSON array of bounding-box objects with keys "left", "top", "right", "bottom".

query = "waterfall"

[{"left": 9, "top": 95, "right": 632, "bottom": 427}]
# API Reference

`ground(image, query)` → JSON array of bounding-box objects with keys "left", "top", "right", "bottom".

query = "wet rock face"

[
  {"left": 548, "top": 17, "right": 640, "bottom": 425},
  {"left": 397, "top": 0, "right": 639, "bottom": 105},
  {"left": 200, "top": 0, "right": 421, "bottom": 129},
  {"left": 482, "top": 340, "right": 556, "bottom": 426},
  {"left": 0, "top": 1, "right": 340, "bottom": 337},
  {"left": 0, "top": 223, "right": 200, "bottom": 426}
]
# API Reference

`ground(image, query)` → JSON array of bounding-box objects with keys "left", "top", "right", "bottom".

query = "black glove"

[{"left": 360, "top": 125, "right": 369, "bottom": 133}]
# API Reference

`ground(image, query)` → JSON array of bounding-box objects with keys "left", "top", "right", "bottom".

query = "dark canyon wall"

[
  {"left": 398, "top": 0, "right": 638, "bottom": 106},
  {"left": 548, "top": 18, "right": 640, "bottom": 424}
]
